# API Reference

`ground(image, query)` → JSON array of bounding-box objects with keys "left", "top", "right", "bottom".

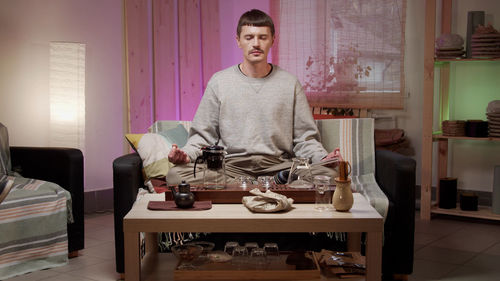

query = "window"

[{"left": 272, "top": 0, "right": 406, "bottom": 109}]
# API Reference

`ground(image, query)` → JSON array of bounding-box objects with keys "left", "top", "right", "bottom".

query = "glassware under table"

[
  {"left": 223, "top": 241, "right": 239, "bottom": 256},
  {"left": 231, "top": 245, "right": 248, "bottom": 269}
]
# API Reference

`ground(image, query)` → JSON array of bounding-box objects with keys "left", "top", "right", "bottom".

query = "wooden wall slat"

[
  {"left": 421, "top": 0, "right": 437, "bottom": 220},
  {"left": 270, "top": 0, "right": 280, "bottom": 64},
  {"left": 200, "top": 0, "right": 221, "bottom": 91},
  {"left": 178, "top": 0, "right": 203, "bottom": 121},
  {"left": 153, "top": 0, "right": 178, "bottom": 120},
  {"left": 125, "top": 0, "right": 153, "bottom": 133}
]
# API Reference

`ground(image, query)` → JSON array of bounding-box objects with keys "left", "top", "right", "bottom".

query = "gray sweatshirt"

[{"left": 184, "top": 64, "right": 328, "bottom": 163}]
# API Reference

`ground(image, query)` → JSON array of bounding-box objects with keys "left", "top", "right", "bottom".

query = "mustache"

[{"left": 249, "top": 49, "right": 264, "bottom": 54}]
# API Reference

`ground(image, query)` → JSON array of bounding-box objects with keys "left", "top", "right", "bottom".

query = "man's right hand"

[{"left": 168, "top": 144, "right": 190, "bottom": 164}]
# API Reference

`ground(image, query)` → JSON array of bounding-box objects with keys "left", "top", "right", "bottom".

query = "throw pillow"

[
  {"left": 125, "top": 133, "right": 174, "bottom": 180},
  {"left": 125, "top": 122, "right": 189, "bottom": 181}
]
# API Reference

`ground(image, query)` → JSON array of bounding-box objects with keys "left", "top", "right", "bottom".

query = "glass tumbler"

[
  {"left": 314, "top": 175, "right": 332, "bottom": 211},
  {"left": 223, "top": 241, "right": 239, "bottom": 256},
  {"left": 263, "top": 242, "right": 280, "bottom": 258},
  {"left": 250, "top": 247, "right": 267, "bottom": 269},
  {"left": 237, "top": 176, "right": 253, "bottom": 189},
  {"left": 231, "top": 245, "right": 248, "bottom": 269},
  {"left": 244, "top": 242, "right": 259, "bottom": 253},
  {"left": 257, "top": 176, "right": 273, "bottom": 189}
]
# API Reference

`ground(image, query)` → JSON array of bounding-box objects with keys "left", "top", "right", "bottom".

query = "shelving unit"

[{"left": 421, "top": 0, "right": 500, "bottom": 221}]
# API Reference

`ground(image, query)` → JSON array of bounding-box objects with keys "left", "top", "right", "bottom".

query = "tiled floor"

[
  {"left": 411, "top": 213, "right": 500, "bottom": 281},
  {"left": 5, "top": 210, "right": 500, "bottom": 281}
]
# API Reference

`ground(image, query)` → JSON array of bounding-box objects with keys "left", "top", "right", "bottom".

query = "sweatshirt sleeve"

[
  {"left": 291, "top": 80, "right": 328, "bottom": 163},
  {"left": 183, "top": 79, "right": 221, "bottom": 161}
]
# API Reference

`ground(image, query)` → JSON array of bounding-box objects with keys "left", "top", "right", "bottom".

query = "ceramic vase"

[{"left": 333, "top": 177, "right": 353, "bottom": 212}]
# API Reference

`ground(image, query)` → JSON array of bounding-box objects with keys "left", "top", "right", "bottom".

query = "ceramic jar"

[{"left": 333, "top": 177, "right": 353, "bottom": 212}]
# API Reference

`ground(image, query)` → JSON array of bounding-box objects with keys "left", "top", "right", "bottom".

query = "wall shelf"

[
  {"left": 435, "top": 58, "right": 500, "bottom": 64},
  {"left": 431, "top": 205, "right": 500, "bottom": 221},
  {"left": 421, "top": 0, "right": 500, "bottom": 221},
  {"left": 432, "top": 134, "right": 500, "bottom": 142}
]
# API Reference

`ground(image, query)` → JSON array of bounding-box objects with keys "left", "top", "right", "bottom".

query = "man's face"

[{"left": 236, "top": 25, "right": 274, "bottom": 64}]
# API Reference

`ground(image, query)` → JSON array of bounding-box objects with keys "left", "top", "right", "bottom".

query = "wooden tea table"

[{"left": 123, "top": 193, "right": 383, "bottom": 281}]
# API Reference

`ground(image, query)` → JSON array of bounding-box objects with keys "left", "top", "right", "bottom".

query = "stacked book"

[
  {"left": 487, "top": 100, "right": 500, "bottom": 137},
  {"left": 442, "top": 120, "right": 466, "bottom": 137},
  {"left": 471, "top": 24, "right": 500, "bottom": 59},
  {"left": 435, "top": 34, "right": 465, "bottom": 59}
]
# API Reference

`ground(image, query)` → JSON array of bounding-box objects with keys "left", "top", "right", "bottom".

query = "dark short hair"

[{"left": 236, "top": 9, "right": 275, "bottom": 37}]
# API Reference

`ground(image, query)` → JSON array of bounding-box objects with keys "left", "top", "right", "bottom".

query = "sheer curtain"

[{"left": 271, "top": 0, "right": 406, "bottom": 109}]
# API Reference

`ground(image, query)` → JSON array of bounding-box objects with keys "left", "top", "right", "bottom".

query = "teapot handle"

[{"left": 193, "top": 155, "right": 204, "bottom": 178}]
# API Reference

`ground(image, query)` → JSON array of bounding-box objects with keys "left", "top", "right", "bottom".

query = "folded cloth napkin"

[{"left": 242, "top": 188, "right": 294, "bottom": 212}]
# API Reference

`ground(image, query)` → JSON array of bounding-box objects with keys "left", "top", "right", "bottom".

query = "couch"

[
  {"left": 113, "top": 118, "right": 416, "bottom": 279},
  {"left": 10, "top": 146, "right": 85, "bottom": 254},
  {"left": 0, "top": 122, "right": 84, "bottom": 279}
]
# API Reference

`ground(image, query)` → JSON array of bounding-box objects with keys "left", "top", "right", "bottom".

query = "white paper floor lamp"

[{"left": 49, "top": 42, "right": 85, "bottom": 151}]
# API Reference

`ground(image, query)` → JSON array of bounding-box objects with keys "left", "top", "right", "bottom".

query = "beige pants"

[{"left": 166, "top": 155, "right": 337, "bottom": 186}]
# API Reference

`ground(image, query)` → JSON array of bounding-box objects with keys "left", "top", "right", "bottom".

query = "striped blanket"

[
  {"left": 0, "top": 175, "right": 72, "bottom": 280},
  {"left": 317, "top": 118, "right": 389, "bottom": 220}
]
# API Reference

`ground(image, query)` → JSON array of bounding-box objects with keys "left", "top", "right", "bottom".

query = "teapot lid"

[
  {"left": 178, "top": 180, "right": 190, "bottom": 189},
  {"left": 201, "top": 145, "right": 225, "bottom": 151}
]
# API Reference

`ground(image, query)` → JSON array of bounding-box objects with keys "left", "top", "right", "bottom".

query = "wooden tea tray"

[
  {"left": 164, "top": 184, "right": 327, "bottom": 203},
  {"left": 173, "top": 251, "right": 320, "bottom": 280}
]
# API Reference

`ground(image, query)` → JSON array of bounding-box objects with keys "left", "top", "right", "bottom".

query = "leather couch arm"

[
  {"left": 9, "top": 146, "right": 84, "bottom": 252},
  {"left": 375, "top": 149, "right": 416, "bottom": 275},
  {"left": 113, "top": 152, "right": 143, "bottom": 273}
]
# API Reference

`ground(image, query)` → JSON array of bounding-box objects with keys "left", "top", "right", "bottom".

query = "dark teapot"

[{"left": 169, "top": 181, "right": 195, "bottom": 208}]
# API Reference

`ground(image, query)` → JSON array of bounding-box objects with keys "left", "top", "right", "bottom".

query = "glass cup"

[
  {"left": 237, "top": 176, "right": 253, "bottom": 189},
  {"left": 223, "top": 241, "right": 239, "bottom": 256},
  {"left": 314, "top": 175, "right": 332, "bottom": 211},
  {"left": 244, "top": 242, "right": 259, "bottom": 253},
  {"left": 257, "top": 176, "right": 274, "bottom": 189},
  {"left": 250, "top": 247, "right": 267, "bottom": 269},
  {"left": 231, "top": 245, "right": 248, "bottom": 269},
  {"left": 263, "top": 242, "right": 279, "bottom": 257}
]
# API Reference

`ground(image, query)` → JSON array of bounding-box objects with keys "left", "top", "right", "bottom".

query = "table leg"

[
  {"left": 366, "top": 231, "right": 383, "bottom": 281},
  {"left": 124, "top": 231, "right": 141, "bottom": 281},
  {"left": 142, "top": 233, "right": 159, "bottom": 278},
  {"left": 347, "top": 232, "right": 362, "bottom": 252}
]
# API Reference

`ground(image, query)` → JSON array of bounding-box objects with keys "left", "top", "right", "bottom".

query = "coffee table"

[{"left": 123, "top": 193, "right": 383, "bottom": 281}]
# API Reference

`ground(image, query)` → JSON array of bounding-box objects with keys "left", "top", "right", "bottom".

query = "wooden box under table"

[{"left": 173, "top": 251, "right": 320, "bottom": 280}]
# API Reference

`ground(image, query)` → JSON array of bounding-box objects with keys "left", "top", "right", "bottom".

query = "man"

[
  {"left": 165, "top": 9, "right": 345, "bottom": 252},
  {"left": 167, "top": 9, "right": 340, "bottom": 185}
]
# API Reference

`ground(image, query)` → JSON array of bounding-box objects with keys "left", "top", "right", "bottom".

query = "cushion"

[
  {"left": 125, "top": 133, "right": 173, "bottom": 180},
  {"left": 0, "top": 123, "right": 11, "bottom": 175},
  {"left": 125, "top": 122, "right": 189, "bottom": 180}
]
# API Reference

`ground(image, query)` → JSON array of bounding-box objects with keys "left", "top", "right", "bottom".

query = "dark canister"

[
  {"left": 439, "top": 177, "right": 457, "bottom": 209},
  {"left": 465, "top": 120, "right": 488, "bottom": 137},
  {"left": 460, "top": 192, "right": 478, "bottom": 211}
]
